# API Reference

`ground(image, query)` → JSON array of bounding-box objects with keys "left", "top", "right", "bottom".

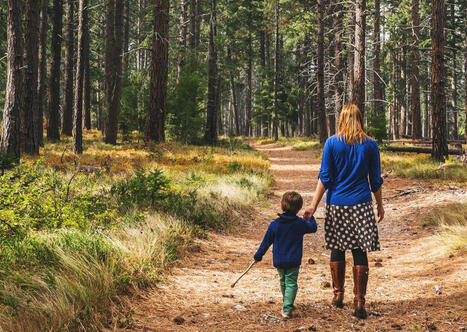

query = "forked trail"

[{"left": 118, "top": 144, "right": 466, "bottom": 331}]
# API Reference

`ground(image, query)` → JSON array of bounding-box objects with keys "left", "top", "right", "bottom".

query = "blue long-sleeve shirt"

[
  {"left": 318, "top": 135, "right": 384, "bottom": 206},
  {"left": 254, "top": 213, "right": 317, "bottom": 269}
]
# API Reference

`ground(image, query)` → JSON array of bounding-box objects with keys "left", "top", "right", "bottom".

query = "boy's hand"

[{"left": 303, "top": 206, "right": 315, "bottom": 221}]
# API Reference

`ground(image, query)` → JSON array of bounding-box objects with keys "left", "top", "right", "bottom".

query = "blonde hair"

[
  {"left": 281, "top": 191, "right": 303, "bottom": 215},
  {"left": 337, "top": 104, "right": 370, "bottom": 145}
]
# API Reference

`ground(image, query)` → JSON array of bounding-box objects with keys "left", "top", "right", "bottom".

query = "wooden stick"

[{"left": 231, "top": 261, "right": 255, "bottom": 288}]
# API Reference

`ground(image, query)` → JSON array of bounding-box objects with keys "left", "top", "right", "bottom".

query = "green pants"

[{"left": 277, "top": 266, "right": 299, "bottom": 312}]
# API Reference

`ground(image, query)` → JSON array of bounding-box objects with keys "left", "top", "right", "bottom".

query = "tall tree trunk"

[
  {"left": 373, "top": 0, "right": 384, "bottom": 115},
  {"left": 82, "top": 0, "right": 91, "bottom": 130},
  {"left": 37, "top": 0, "right": 48, "bottom": 146},
  {"left": 245, "top": 32, "right": 252, "bottom": 136},
  {"left": 410, "top": 0, "right": 422, "bottom": 138},
  {"left": 104, "top": 0, "right": 124, "bottom": 144},
  {"left": 177, "top": 0, "right": 188, "bottom": 82},
  {"left": 204, "top": 0, "right": 218, "bottom": 144},
  {"left": 145, "top": 0, "right": 169, "bottom": 142},
  {"left": 1, "top": 0, "right": 23, "bottom": 159},
  {"left": 399, "top": 52, "right": 407, "bottom": 136},
  {"left": 62, "top": 0, "right": 74, "bottom": 136},
  {"left": 317, "top": 0, "right": 328, "bottom": 143},
  {"left": 351, "top": 0, "right": 366, "bottom": 117},
  {"left": 227, "top": 47, "right": 240, "bottom": 135},
  {"left": 464, "top": 5, "right": 467, "bottom": 144},
  {"left": 122, "top": 0, "right": 130, "bottom": 74},
  {"left": 347, "top": 11, "right": 355, "bottom": 102},
  {"left": 450, "top": 3, "right": 458, "bottom": 140},
  {"left": 273, "top": 0, "right": 279, "bottom": 141},
  {"left": 431, "top": 0, "right": 448, "bottom": 161},
  {"left": 73, "top": 0, "right": 87, "bottom": 154},
  {"left": 47, "top": 0, "right": 63, "bottom": 141},
  {"left": 22, "top": 0, "right": 40, "bottom": 154},
  {"left": 334, "top": 0, "right": 344, "bottom": 128}
]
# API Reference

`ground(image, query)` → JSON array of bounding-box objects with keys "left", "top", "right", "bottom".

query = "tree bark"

[
  {"left": 347, "top": 10, "right": 355, "bottom": 102},
  {"left": 47, "top": 0, "right": 63, "bottom": 141},
  {"left": 82, "top": 0, "right": 91, "bottom": 130},
  {"left": 104, "top": 0, "right": 124, "bottom": 144},
  {"left": 351, "top": 0, "right": 366, "bottom": 117},
  {"left": 450, "top": 3, "right": 458, "bottom": 140},
  {"left": 22, "top": 0, "right": 40, "bottom": 154},
  {"left": 410, "top": 0, "right": 422, "bottom": 139},
  {"left": 273, "top": 0, "right": 279, "bottom": 141},
  {"left": 373, "top": 0, "right": 384, "bottom": 115},
  {"left": 204, "top": 0, "right": 218, "bottom": 144},
  {"left": 177, "top": 0, "right": 188, "bottom": 82},
  {"left": 73, "top": 0, "right": 88, "bottom": 154},
  {"left": 317, "top": 0, "right": 328, "bottom": 143},
  {"left": 334, "top": 0, "right": 344, "bottom": 128},
  {"left": 62, "top": 0, "right": 74, "bottom": 136},
  {"left": 37, "top": 0, "right": 48, "bottom": 146},
  {"left": 145, "top": 0, "right": 169, "bottom": 142},
  {"left": 1, "top": 0, "right": 23, "bottom": 159},
  {"left": 399, "top": 52, "right": 407, "bottom": 136},
  {"left": 431, "top": 0, "right": 448, "bottom": 161}
]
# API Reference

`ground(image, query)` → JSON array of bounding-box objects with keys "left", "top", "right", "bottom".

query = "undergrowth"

[{"left": 0, "top": 131, "right": 271, "bottom": 331}]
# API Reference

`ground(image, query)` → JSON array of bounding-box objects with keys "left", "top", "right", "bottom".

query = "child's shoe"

[{"left": 281, "top": 310, "right": 292, "bottom": 319}]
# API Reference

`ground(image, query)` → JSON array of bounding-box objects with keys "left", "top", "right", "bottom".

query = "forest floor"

[{"left": 116, "top": 143, "right": 467, "bottom": 332}]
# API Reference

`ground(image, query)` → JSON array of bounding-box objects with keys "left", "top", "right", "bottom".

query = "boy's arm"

[
  {"left": 303, "top": 217, "right": 318, "bottom": 234},
  {"left": 253, "top": 225, "right": 274, "bottom": 262}
]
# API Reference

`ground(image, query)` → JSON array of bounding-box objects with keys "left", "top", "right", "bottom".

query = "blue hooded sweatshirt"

[{"left": 254, "top": 213, "right": 317, "bottom": 269}]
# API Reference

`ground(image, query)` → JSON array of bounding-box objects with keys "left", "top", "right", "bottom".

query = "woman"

[{"left": 304, "top": 104, "right": 384, "bottom": 319}]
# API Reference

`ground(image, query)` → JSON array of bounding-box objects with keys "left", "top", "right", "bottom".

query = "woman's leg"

[
  {"left": 351, "top": 248, "right": 368, "bottom": 266},
  {"left": 330, "top": 250, "right": 346, "bottom": 307},
  {"left": 351, "top": 248, "right": 369, "bottom": 318}
]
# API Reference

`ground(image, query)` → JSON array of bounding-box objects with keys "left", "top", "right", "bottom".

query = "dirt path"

[{"left": 118, "top": 144, "right": 467, "bottom": 332}]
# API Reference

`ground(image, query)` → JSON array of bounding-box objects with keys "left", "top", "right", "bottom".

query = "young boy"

[{"left": 254, "top": 191, "right": 317, "bottom": 319}]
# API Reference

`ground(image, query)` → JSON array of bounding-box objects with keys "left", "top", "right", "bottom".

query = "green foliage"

[
  {"left": 111, "top": 169, "right": 170, "bottom": 210},
  {"left": 367, "top": 112, "right": 387, "bottom": 143},
  {"left": 167, "top": 70, "right": 204, "bottom": 144}
]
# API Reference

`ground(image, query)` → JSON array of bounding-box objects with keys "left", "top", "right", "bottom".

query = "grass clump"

[
  {"left": 380, "top": 152, "right": 466, "bottom": 182},
  {"left": 418, "top": 203, "right": 467, "bottom": 254}
]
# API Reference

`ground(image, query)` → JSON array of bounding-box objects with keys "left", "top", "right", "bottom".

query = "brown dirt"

[{"left": 114, "top": 144, "right": 467, "bottom": 332}]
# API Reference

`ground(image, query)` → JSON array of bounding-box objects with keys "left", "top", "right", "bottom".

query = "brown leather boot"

[
  {"left": 353, "top": 265, "right": 369, "bottom": 319},
  {"left": 330, "top": 261, "right": 345, "bottom": 308}
]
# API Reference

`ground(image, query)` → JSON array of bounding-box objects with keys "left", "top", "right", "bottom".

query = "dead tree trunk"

[
  {"left": 47, "top": 0, "right": 63, "bottom": 141},
  {"left": 273, "top": 0, "right": 279, "bottom": 141},
  {"left": 334, "top": 0, "right": 344, "bottom": 127},
  {"left": 177, "top": 0, "right": 188, "bottom": 82},
  {"left": 373, "top": 0, "right": 384, "bottom": 115},
  {"left": 431, "top": 0, "right": 448, "bottom": 161},
  {"left": 145, "top": 0, "right": 169, "bottom": 142},
  {"left": 1, "top": 0, "right": 23, "bottom": 159},
  {"left": 317, "top": 0, "right": 328, "bottom": 143},
  {"left": 62, "top": 0, "right": 74, "bottom": 136},
  {"left": 82, "top": 0, "right": 91, "bottom": 130}
]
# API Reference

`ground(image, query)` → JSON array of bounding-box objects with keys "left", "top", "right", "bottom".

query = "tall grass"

[{"left": 0, "top": 132, "right": 271, "bottom": 331}]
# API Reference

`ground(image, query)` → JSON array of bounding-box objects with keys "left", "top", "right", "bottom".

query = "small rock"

[
  {"left": 434, "top": 285, "right": 442, "bottom": 295},
  {"left": 321, "top": 281, "right": 331, "bottom": 288},
  {"left": 375, "top": 262, "right": 383, "bottom": 267},
  {"left": 294, "top": 326, "right": 306, "bottom": 332},
  {"left": 173, "top": 316, "right": 185, "bottom": 325},
  {"left": 268, "top": 300, "right": 275, "bottom": 304},
  {"left": 233, "top": 304, "right": 247, "bottom": 311},
  {"left": 449, "top": 254, "right": 454, "bottom": 258},
  {"left": 369, "top": 311, "right": 382, "bottom": 317},
  {"left": 222, "top": 294, "right": 234, "bottom": 298},
  {"left": 387, "top": 256, "right": 392, "bottom": 259},
  {"left": 308, "top": 326, "right": 317, "bottom": 331},
  {"left": 390, "top": 323, "right": 403, "bottom": 330},
  {"left": 308, "top": 258, "right": 316, "bottom": 265}
]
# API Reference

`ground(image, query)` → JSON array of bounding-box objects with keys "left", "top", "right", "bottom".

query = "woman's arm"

[
  {"left": 304, "top": 179, "right": 326, "bottom": 220},
  {"left": 373, "top": 187, "right": 384, "bottom": 222}
]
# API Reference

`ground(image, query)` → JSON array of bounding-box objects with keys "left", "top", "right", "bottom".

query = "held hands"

[
  {"left": 376, "top": 204, "right": 385, "bottom": 223},
  {"left": 303, "top": 206, "right": 316, "bottom": 221}
]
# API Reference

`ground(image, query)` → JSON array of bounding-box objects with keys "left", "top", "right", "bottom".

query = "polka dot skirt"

[{"left": 324, "top": 202, "right": 380, "bottom": 252}]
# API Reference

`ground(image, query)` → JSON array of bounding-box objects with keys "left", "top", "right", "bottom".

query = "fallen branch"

[{"left": 385, "top": 146, "right": 464, "bottom": 155}]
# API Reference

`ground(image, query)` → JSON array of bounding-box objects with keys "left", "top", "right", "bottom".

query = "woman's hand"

[
  {"left": 303, "top": 206, "right": 316, "bottom": 221},
  {"left": 376, "top": 204, "right": 384, "bottom": 222}
]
